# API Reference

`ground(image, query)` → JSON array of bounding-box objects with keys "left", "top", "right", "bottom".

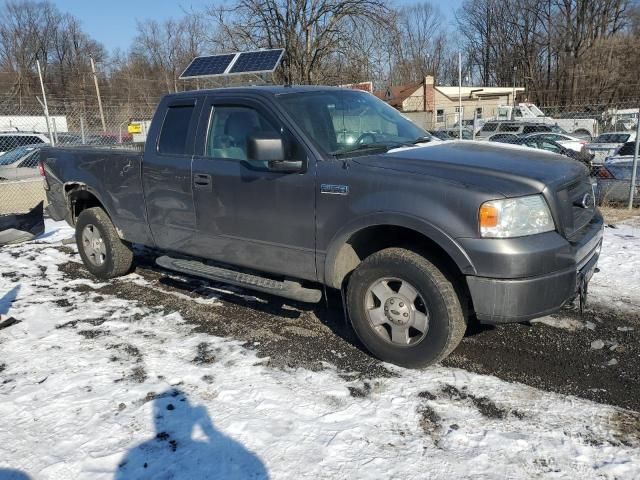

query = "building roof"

[
  {"left": 436, "top": 86, "right": 525, "bottom": 99},
  {"left": 373, "top": 83, "right": 422, "bottom": 108}
]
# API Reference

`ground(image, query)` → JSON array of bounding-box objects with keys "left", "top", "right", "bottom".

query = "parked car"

[
  {"left": 477, "top": 121, "right": 552, "bottom": 140},
  {"left": 441, "top": 128, "right": 474, "bottom": 140},
  {"left": 0, "top": 132, "right": 49, "bottom": 155},
  {"left": 586, "top": 132, "right": 636, "bottom": 165},
  {"left": 522, "top": 132, "right": 588, "bottom": 153},
  {"left": 595, "top": 141, "right": 639, "bottom": 205},
  {"left": 55, "top": 133, "right": 84, "bottom": 145},
  {"left": 0, "top": 144, "right": 44, "bottom": 180},
  {"left": 487, "top": 133, "right": 519, "bottom": 143},
  {"left": 490, "top": 136, "right": 593, "bottom": 168},
  {"left": 427, "top": 130, "right": 451, "bottom": 141},
  {"left": 41, "top": 86, "right": 603, "bottom": 368}
]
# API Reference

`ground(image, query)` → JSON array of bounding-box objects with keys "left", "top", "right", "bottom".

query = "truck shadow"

[{"left": 115, "top": 388, "right": 268, "bottom": 480}]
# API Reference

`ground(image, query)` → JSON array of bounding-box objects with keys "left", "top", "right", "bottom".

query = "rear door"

[
  {"left": 190, "top": 94, "right": 317, "bottom": 281},
  {"left": 142, "top": 97, "right": 201, "bottom": 252}
]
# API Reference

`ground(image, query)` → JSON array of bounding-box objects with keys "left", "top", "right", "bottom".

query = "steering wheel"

[{"left": 356, "top": 132, "right": 376, "bottom": 145}]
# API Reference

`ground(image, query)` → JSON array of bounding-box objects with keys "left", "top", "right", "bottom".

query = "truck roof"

[{"left": 163, "top": 85, "right": 346, "bottom": 99}]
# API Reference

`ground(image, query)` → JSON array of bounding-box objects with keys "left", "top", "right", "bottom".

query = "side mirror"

[{"left": 246, "top": 134, "right": 303, "bottom": 173}]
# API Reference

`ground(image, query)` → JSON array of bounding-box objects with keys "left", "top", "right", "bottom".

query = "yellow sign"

[{"left": 127, "top": 123, "right": 142, "bottom": 134}]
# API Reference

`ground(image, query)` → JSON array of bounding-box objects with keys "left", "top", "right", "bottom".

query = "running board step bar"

[{"left": 155, "top": 256, "right": 322, "bottom": 303}]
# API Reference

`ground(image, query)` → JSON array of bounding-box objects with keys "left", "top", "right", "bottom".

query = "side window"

[
  {"left": 541, "top": 141, "right": 561, "bottom": 153},
  {"left": 205, "top": 105, "right": 280, "bottom": 161},
  {"left": 158, "top": 104, "right": 195, "bottom": 155},
  {"left": 500, "top": 124, "right": 520, "bottom": 132},
  {"left": 17, "top": 151, "right": 39, "bottom": 168}
]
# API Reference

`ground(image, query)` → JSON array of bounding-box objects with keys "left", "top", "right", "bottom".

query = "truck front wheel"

[
  {"left": 346, "top": 248, "right": 466, "bottom": 368},
  {"left": 75, "top": 207, "right": 134, "bottom": 279}
]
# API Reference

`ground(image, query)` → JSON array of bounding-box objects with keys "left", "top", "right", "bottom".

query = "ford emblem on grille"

[{"left": 575, "top": 192, "right": 594, "bottom": 209}]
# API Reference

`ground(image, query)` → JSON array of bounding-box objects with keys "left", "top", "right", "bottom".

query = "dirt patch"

[
  {"left": 610, "top": 410, "right": 640, "bottom": 446},
  {"left": 347, "top": 381, "right": 372, "bottom": 398},
  {"left": 417, "top": 404, "right": 441, "bottom": 441},
  {"left": 192, "top": 342, "right": 217, "bottom": 365},
  {"left": 77, "top": 329, "right": 110, "bottom": 339},
  {"left": 58, "top": 258, "right": 395, "bottom": 379},
  {"left": 441, "top": 384, "right": 519, "bottom": 420}
]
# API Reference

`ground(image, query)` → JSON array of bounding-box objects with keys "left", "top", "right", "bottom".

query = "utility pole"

[
  {"left": 90, "top": 56, "right": 107, "bottom": 133},
  {"left": 36, "top": 59, "right": 54, "bottom": 146},
  {"left": 628, "top": 115, "right": 640, "bottom": 210},
  {"left": 458, "top": 51, "right": 463, "bottom": 140},
  {"left": 512, "top": 66, "right": 517, "bottom": 107}
]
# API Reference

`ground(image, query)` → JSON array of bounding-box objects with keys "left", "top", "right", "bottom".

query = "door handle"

[{"left": 193, "top": 173, "right": 212, "bottom": 189}]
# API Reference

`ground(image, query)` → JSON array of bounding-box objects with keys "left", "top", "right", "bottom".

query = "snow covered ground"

[{"left": 1, "top": 220, "right": 639, "bottom": 479}]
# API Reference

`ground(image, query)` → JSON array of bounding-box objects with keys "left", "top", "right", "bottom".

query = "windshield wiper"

[
  {"left": 332, "top": 142, "right": 411, "bottom": 158},
  {"left": 410, "top": 136, "right": 433, "bottom": 144}
]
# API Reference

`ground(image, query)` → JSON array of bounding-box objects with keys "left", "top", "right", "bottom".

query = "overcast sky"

[{"left": 47, "top": 0, "right": 464, "bottom": 53}]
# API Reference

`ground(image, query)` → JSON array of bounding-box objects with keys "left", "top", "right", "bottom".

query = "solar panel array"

[
  {"left": 179, "top": 49, "right": 285, "bottom": 79},
  {"left": 180, "top": 54, "right": 236, "bottom": 79}
]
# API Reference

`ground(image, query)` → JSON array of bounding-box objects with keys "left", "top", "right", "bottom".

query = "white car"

[
  {"left": 0, "top": 132, "right": 49, "bottom": 155},
  {"left": 0, "top": 145, "right": 44, "bottom": 181},
  {"left": 523, "top": 132, "right": 587, "bottom": 152},
  {"left": 586, "top": 132, "right": 636, "bottom": 165}
]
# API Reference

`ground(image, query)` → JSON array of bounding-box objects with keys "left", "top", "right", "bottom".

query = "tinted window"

[
  {"left": 594, "top": 133, "right": 630, "bottom": 143},
  {"left": 158, "top": 105, "right": 195, "bottom": 154},
  {"left": 522, "top": 125, "right": 551, "bottom": 134},
  {"left": 205, "top": 105, "right": 280, "bottom": 161},
  {"left": 17, "top": 151, "right": 40, "bottom": 168},
  {"left": 499, "top": 124, "right": 520, "bottom": 132},
  {"left": 481, "top": 122, "right": 498, "bottom": 132},
  {"left": 617, "top": 142, "right": 636, "bottom": 156}
]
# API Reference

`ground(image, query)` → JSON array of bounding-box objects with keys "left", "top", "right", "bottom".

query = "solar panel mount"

[{"left": 179, "top": 49, "right": 285, "bottom": 79}]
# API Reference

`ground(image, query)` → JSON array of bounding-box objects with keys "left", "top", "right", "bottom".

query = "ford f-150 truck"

[{"left": 41, "top": 86, "right": 604, "bottom": 368}]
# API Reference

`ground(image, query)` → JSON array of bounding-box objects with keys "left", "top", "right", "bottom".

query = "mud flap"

[{"left": 0, "top": 202, "right": 45, "bottom": 246}]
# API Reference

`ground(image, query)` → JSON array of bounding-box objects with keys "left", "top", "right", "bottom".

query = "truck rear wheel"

[
  {"left": 75, "top": 207, "right": 133, "bottom": 279},
  {"left": 346, "top": 248, "right": 466, "bottom": 368}
]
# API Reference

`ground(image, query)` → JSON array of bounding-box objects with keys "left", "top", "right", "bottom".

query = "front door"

[{"left": 190, "top": 95, "right": 317, "bottom": 281}]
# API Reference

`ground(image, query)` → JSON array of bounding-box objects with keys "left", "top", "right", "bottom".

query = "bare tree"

[{"left": 205, "top": 0, "right": 389, "bottom": 84}]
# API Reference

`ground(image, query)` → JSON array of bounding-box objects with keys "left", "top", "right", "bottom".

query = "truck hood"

[{"left": 353, "top": 141, "right": 588, "bottom": 197}]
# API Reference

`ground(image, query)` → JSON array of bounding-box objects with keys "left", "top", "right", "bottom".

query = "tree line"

[{"left": 0, "top": 0, "right": 638, "bottom": 114}]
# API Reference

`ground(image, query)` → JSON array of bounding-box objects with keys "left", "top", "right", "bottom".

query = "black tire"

[
  {"left": 346, "top": 248, "right": 466, "bottom": 368},
  {"left": 75, "top": 207, "right": 133, "bottom": 279}
]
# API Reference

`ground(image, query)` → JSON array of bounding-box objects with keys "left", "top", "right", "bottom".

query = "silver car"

[
  {"left": 0, "top": 145, "right": 43, "bottom": 181},
  {"left": 586, "top": 132, "right": 636, "bottom": 165},
  {"left": 596, "top": 142, "right": 640, "bottom": 205}
]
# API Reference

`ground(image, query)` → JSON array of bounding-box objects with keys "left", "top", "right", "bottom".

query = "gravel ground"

[{"left": 53, "top": 247, "right": 640, "bottom": 412}]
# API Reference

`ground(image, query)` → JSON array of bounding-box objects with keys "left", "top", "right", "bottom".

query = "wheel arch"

[
  {"left": 323, "top": 213, "right": 476, "bottom": 290},
  {"left": 63, "top": 183, "right": 120, "bottom": 233}
]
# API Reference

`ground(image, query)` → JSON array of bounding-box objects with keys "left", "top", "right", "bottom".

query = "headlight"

[{"left": 479, "top": 194, "right": 555, "bottom": 238}]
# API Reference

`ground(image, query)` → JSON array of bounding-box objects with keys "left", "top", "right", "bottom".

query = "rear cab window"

[{"left": 157, "top": 103, "right": 196, "bottom": 155}]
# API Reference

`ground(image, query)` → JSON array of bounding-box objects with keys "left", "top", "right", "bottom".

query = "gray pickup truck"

[{"left": 41, "top": 86, "right": 603, "bottom": 368}]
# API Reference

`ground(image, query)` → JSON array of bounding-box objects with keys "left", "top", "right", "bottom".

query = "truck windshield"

[{"left": 277, "top": 90, "right": 432, "bottom": 157}]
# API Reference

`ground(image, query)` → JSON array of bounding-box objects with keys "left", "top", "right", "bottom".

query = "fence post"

[
  {"left": 80, "top": 117, "right": 86, "bottom": 144},
  {"left": 628, "top": 113, "right": 640, "bottom": 210}
]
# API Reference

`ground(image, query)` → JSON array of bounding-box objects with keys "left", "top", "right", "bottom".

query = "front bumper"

[{"left": 464, "top": 214, "right": 604, "bottom": 324}]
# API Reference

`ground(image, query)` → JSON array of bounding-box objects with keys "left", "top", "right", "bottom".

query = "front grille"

[{"left": 556, "top": 177, "right": 596, "bottom": 238}]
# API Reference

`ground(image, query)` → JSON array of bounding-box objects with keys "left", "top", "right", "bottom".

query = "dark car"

[{"left": 41, "top": 86, "right": 603, "bottom": 368}]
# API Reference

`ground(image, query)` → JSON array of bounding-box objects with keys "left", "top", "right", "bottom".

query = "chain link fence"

[
  {"left": 0, "top": 100, "right": 154, "bottom": 215},
  {"left": 0, "top": 93, "right": 638, "bottom": 219}
]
